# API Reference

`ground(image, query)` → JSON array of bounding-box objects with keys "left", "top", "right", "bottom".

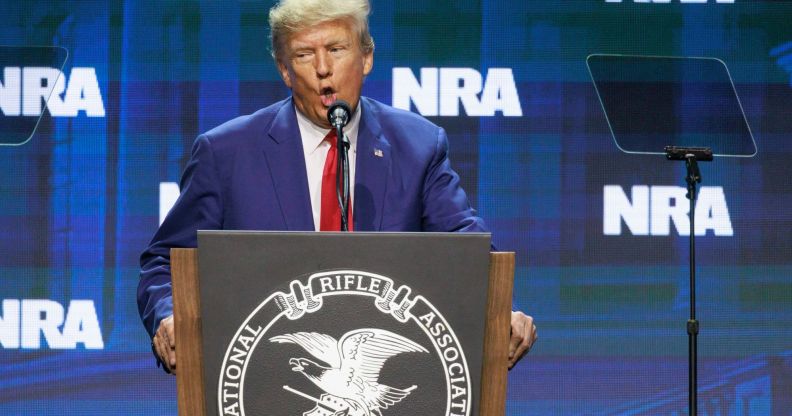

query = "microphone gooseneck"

[{"left": 326, "top": 100, "right": 352, "bottom": 232}]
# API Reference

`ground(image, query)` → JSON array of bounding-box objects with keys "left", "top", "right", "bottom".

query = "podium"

[{"left": 171, "top": 232, "right": 514, "bottom": 416}]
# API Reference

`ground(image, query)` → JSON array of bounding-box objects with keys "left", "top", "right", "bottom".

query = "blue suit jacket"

[{"left": 137, "top": 97, "right": 488, "bottom": 337}]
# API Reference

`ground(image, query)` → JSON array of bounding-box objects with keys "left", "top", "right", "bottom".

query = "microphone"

[
  {"left": 327, "top": 100, "right": 352, "bottom": 129},
  {"left": 326, "top": 99, "right": 352, "bottom": 231}
]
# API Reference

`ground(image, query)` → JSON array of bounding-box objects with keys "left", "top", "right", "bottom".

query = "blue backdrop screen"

[{"left": 1, "top": 1, "right": 790, "bottom": 415}]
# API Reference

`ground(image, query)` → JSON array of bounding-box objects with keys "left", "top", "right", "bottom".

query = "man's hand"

[
  {"left": 509, "top": 311, "right": 537, "bottom": 369},
  {"left": 153, "top": 315, "right": 176, "bottom": 374}
]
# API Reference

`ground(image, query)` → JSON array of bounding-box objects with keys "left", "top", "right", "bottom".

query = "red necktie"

[{"left": 320, "top": 130, "right": 352, "bottom": 231}]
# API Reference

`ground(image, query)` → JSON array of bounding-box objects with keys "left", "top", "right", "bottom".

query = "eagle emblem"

[{"left": 271, "top": 328, "right": 429, "bottom": 416}]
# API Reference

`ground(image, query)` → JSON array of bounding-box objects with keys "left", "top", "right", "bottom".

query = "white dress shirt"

[{"left": 296, "top": 105, "right": 360, "bottom": 231}]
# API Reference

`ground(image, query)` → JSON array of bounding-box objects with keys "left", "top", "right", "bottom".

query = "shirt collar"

[{"left": 296, "top": 102, "right": 362, "bottom": 155}]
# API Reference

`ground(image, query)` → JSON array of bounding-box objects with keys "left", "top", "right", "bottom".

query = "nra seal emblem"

[{"left": 217, "top": 270, "right": 472, "bottom": 416}]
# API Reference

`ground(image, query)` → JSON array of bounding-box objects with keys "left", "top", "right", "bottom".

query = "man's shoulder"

[
  {"left": 200, "top": 98, "right": 291, "bottom": 147},
  {"left": 362, "top": 97, "right": 441, "bottom": 135},
  {"left": 361, "top": 97, "right": 445, "bottom": 157}
]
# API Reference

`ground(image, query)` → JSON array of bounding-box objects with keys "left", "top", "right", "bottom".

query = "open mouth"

[
  {"left": 288, "top": 357, "right": 304, "bottom": 372},
  {"left": 320, "top": 87, "right": 337, "bottom": 107}
]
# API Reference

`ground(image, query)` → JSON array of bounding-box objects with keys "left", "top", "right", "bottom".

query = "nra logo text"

[
  {"left": 0, "top": 67, "right": 105, "bottom": 117},
  {"left": 392, "top": 67, "right": 522, "bottom": 117},
  {"left": 604, "top": 185, "right": 733, "bottom": 236},
  {"left": 0, "top": 299, "right": 104, "bottom": 349}
]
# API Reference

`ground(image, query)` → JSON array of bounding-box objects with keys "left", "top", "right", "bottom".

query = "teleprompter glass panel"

[{"left": 586, "top": 54, "right": 757, "bottom": 157}]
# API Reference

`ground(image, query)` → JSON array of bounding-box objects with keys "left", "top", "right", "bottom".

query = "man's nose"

[{"left": 315, "top": 51, "right": 332, "bottom": 78}]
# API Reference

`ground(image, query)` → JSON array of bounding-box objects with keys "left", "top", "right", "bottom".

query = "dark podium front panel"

[{"left": 197, "top": 231, "right": 492, "bottom": 416}]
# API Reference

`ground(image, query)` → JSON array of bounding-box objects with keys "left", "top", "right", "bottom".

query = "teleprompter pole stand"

[{"left": 664, "top": 146, "right": 713, "bottom": 416}]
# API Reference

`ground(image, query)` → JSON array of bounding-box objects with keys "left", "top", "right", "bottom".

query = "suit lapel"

[
  {"left": 354, "top": 98, "right": 391, "bottom": 231},
  {"left": 263, "top": 99, "right": 315, "bottom": 231}
]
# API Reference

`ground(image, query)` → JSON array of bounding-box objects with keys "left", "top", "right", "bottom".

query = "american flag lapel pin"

[{"left": 374, "top": 148, "right": 383, "bottom": 157}]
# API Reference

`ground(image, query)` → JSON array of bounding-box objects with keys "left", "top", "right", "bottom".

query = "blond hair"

[{"left": 269, "top": 0, "right": 375, "bottom": 61}]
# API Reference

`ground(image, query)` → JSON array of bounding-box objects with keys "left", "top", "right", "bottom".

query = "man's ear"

[
  {"left": 277, "top": 59, "right": 292, "bottom": 89},
  {"left": 362, "top": 51, "right": 374, "bottom": 77}
]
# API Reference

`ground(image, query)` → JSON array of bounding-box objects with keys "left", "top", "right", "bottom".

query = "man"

[{"left": 139, "top": 0, "right": 537, "bottom": 374}]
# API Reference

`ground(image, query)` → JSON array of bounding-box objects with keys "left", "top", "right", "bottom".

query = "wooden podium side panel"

[
  {"left": 480, "top": 252, "right": 515, "bottom": 416},
  {"left": 171, "top": 248, "right": 206, "bottom": 416}
]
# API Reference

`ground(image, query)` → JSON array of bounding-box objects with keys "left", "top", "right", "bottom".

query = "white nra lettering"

[
  {"left": 0, "top": 299, "right": 104, "bottom": 349},
  {"left": 0, "top": 67, "right": 105, "bottom": 117},
  {"left": 603, "top": 185, "right": 733, "bottom": 236},
  {"left": 0, "top": 67, "right": 21, "bottom": 116},
  {"left": 159, "top": 182, "right": 180, "bottom": 225},
  {"left": 392, "top": 67, "right": 522, "bottom": 117}
]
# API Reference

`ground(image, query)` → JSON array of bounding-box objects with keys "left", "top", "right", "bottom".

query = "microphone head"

[{"left": 327, "top": 100, "right": 352, "bottom": 128}]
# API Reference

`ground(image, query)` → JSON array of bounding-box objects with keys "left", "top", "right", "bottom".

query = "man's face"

[{"left": 277, "top": 19, "right": 373, "bottom": 129}]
